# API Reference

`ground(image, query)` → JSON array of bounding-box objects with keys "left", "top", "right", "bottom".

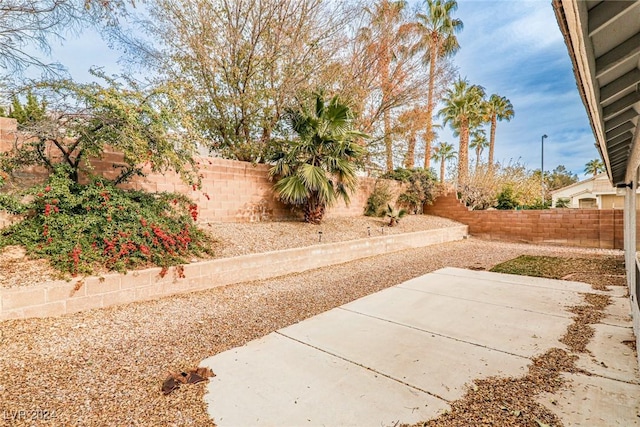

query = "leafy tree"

[
  {"left": 0, "top": 89, "right": 47, "bottom": 124},
  {"left": 131, "top": 0, "right": 347, "bottom": 163},
  {"left": 469, "top": 128, "right": 488, "bottom": 171},
  {"left": 432, "top": 141, "right": 456, "bottom": 183},
  {"left": 414, "top": 0, "right": 463, "bottom": 170},
  {"left": 0, "top": 0, "right": 127, "bottom": 75},
  {"left": 357, "top": 0, "right": 416, "bottom": 172},
  {"left": 584, "top": 158, "right": 605, "bottom": 177},
  {"left": 555, "top": 198, "right": 570, "bottom": 208},
  {"left": 268, "top": 93, "right": 367, "bottom": 224},
  {"left": 483, "top": 94, "right": 514, "bottom": 168},
  {"left": 0, "top": 74, "right": 201, "bottom": 185},
  {"left": 397, "top": 106, "right": 428, "bottom": 169},
  {"left": 546, "top": 165, "right": 578, "bottom": 192},
  {"left": 439, "top": 78, "right": 486, "bottom": 185}
]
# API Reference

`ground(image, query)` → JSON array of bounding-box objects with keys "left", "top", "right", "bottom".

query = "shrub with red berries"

[{"left": 0, "top": 166, "right": 213, "bottom": 276}]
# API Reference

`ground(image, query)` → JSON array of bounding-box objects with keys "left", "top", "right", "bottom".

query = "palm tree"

[
  {"left": 484, "top": 94, "right": 514, "bottom": 167},
  {"left": 414, "top": 0, "right": 463, "bottom": 171},
  {"left": 584, "top": 159, "right": 605, "bottom": 177},
  {"left": 438, "top": 78, "right": 485, "bottom": 184},
  {"left": 269, "top": 93, "right": 367, "bottom": 224},
  {"left": 432, "top": 141, "right": 456, "bottom": 183},
  {"left": 469, "top": 128, "right": 488, "bottom": 171},
  {"left": 359, "top": 0, "right": 412, "bottom": 172}
]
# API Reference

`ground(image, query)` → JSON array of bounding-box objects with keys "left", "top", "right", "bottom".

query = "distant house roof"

[{"left": 550, "top": 173, "right": 605, "bottom": 195}]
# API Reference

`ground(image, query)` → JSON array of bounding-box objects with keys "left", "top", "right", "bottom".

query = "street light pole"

[{"left": 541, "top": 134, "right": 548, "bottom": 203}]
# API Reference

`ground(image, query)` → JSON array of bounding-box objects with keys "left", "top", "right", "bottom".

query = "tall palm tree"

[
  {"left": 469, "top": 128, "right": 488, "bottom": 171},
  {"left": 432, "top": 141, "right": 456, "bottom": 182},
  {"left": 484, "top": 94, "right": 514, "bottom": 167},
  {"left": 584, "top": 159, "right": 605, "bottom": 177},
  {"left": 359, "top": 0, "right": 411, "bottom": 172},
  {"left": 438, "top": 78, "right": 485, "bottom": 184},
  {"left": 269, "top": 93, "right": 367, "bottom": 224},
  {"left": 414, "top": 0, "right": 463, "bottom": 171}
]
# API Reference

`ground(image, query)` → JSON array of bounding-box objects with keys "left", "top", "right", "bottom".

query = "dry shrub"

[{"left": 459, "top": 162, "right": 541, "bottom": 210}]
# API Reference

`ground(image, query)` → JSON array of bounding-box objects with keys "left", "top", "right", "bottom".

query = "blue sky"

[
  {"left": 34, "top": 0, "right": 599, "bottom": 178},
  {"left": 445, "top": 0, "right": 598, "bottom": 178}
]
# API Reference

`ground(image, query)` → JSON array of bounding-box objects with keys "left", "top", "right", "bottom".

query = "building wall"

[
  {"left": 425, "top": 193, "right": 624, "bottom": 249},
  {"left": 0, "top": 117, "right": 404, "bottom": 223}
]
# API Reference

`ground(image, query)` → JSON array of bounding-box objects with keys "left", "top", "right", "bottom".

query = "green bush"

[
  {"left": 555, "top": 198, "right": 570, "bottom": 208},
  {"left": 495, "top": 186, "right": 518, "bottom": 210},
  {"left": 364, "top": 181, "right": 392, "bottom": 217},
  {"left": 384, "top": 168, "right": 438, "bottom": 214},
  {"left": 0, "top": 166, "right": 213, "bottom": 276}
]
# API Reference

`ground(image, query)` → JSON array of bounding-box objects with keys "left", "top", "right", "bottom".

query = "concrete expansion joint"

[
  {"left": 274, "top": 330, "right": 452, "bottom": 404},
  {"left": 337, "top": 307, "right": 532, "bottom": 361},
  {"left": 579, "top": 368, "right": 640, "bottom": 386},
  {"left": 393, "top": 286, "right": 575, "bottom": 320}
]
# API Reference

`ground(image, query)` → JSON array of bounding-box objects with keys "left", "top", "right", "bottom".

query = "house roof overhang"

[{"left": 553, "top": 0, "right": 640, "bottom": 186}]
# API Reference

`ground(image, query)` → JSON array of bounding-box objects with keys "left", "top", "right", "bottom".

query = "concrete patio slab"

[
  {"left": 575, "top": 323, "right": 640, "bottom": 384},
  {"left": 431, "top": 267, "right": 603, "bottom": 293},
  {"left": 538, "top": 373, "right": 640, "bottom": 426},
  {"left": 201, "top": 332, "right": 448, "bottom": 427},
  {"left": 397, "top": 270, "right": 589, "bottom": 316},
  {"left": 603, "top": 294, "right": 634, "bottom": 327},
  {"left": 201, "top": 268, "right": 638, "bottom": 426},
  {"left": 278, "top": 308, "right": 529, "bottom": 401},
  {"left": 341, "top": 286, "right": 574, "bottom": 358}
]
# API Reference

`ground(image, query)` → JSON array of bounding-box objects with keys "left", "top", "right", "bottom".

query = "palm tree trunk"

[
  {"left": 405, "top": 132, "right": 416, "bottom": 169},
  {"left": 440, "top": 158, "right": 445, "bottom": 183},
  {"left": 458, "top": 119, "right": 469, "bottom": 185},
  {"left": 475, "top": 146, "right": 481, "bottom": 172},
  {"left": 424, "top": 44, "right": 437, "bottom": 170},
  {"left": 304, "top": 193, "right": 325, "bottom": 224},
  {"left": 489, "top": 115, "right": 497, "bottom": 169}
]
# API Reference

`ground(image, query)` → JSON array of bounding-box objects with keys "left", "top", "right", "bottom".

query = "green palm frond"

[
  {"left": 273, "top": 175, "right": 308, "bottom": 205},
  {"left": 270, "top": 92, "right": 368, "bottom": 222}
]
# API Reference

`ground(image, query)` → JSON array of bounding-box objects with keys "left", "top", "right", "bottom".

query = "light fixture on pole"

[{"left": 541, "top": 134, "right": 548, "bottom": 202}]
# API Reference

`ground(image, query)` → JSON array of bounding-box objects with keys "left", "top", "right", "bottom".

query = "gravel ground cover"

[
  {"left": 0, "top": 215, "right": 461, "bottom": 289},
  {"left": 0, "top": 220, "right": 626, "bottom": 426}
]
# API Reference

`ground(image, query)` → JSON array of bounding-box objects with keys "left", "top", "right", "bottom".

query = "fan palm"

[
  {"left": 484, "top": 94, "right": 514, "bottom": 167},
  {"left": 438, "top": 78, "right": 485, "bottom": 184},
  {"left": 432, "top": 141, "right": 456, "bottom": 183},
  {"left": 269, "top": 93, "right": 367, "bottom": 224},
  {"left": 469, "top": 128, "right": 488, "bottom": 171},
  {"left": 414, "top": 0, "right": 463, "bottom": 170},
  {"left": 584, "top": 159, "right": 605, "bottom": 177}
]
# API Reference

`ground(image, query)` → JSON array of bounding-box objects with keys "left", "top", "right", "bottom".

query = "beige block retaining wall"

[{"left": 0, "top": 225, "right": 468, "bottom": 320}]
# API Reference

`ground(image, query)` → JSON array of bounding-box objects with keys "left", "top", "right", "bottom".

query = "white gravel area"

[{"left": 0, "top": 237, "right": 623, "bottom": 426}]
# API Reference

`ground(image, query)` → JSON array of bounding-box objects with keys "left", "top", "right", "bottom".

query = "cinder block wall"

[
  {"left": 0, "top": 118, "right": 404, "bottom": 223},
  {"left": 424, "top": 193, "right": 624, "bottom": 249}
]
